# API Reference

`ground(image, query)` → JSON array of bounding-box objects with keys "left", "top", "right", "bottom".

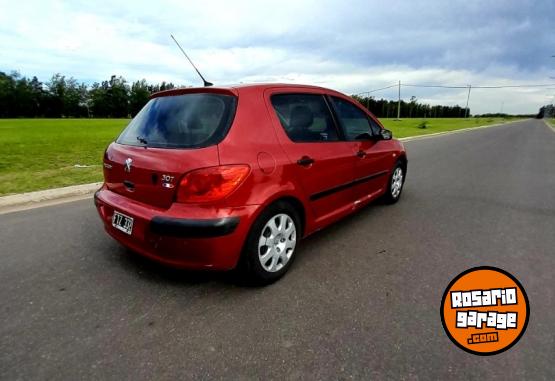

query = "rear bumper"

[
  {"left": 94, "top": 186, "right": 259, "bottom": 270},
  {"left": 149, "top": 216, "right": 240, "bottom": 238}
]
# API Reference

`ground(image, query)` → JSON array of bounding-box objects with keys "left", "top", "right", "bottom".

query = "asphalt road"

[{"left": 1, "top": 119, "right": 554, "bottom": 380}]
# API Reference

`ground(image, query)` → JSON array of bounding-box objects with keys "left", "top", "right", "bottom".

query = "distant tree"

[
  {"left": 13, "top": 75, "right": 35, "bottom": 117},
  {"left": 0, "top": 72, "right": 16, "bottom": 117},
  {"left": 63, "top": 78, "right": 88, "bottom": 117},
  {"left": 89, "top": 76, "right": 129, "bottom": 117},
  {"left": 537, "top": 104, "right": 554, "bottom": 119},
  {"left": 89, "top": 81, "right": 109, "bottom": 117},
  {"left": 45, "top": 74, "right": 67, "bottom": 117},
  {"left": 129, "top": 79, "right": 150, "bottom": 117},
  {"left": 28, "top": 76, "right": 45, "bottom": 117},
  {"left": 107, "top": 75, "right": 129, "bottom": 118},
  {"left": 409, "top": 96, "right": 417, "bottom": 118}
]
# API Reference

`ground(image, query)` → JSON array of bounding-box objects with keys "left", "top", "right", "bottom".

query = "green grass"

[
  {"left": 548, "top": 118, "right": 555, "bottom": 128},
  {"left": 380, "top": 117, "right": 522, "bottom": 138},
  {"left": 0, "top": 117, "right": 524, "bottom": 196},
  {"left": 0, "top": 119, "right": 129, "bottom": 195}
]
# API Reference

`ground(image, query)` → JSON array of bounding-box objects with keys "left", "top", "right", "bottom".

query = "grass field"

[
  {"left": 0, "top": 119, "right": 128, "bottom": 195},
  {"left": 0, "top": 117, "right": 522, "bottom": 196}
]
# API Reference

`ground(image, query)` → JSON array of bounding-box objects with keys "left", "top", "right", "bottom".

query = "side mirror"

[{"left": 380, "top": 129, "right": 392, "bottom": 140}]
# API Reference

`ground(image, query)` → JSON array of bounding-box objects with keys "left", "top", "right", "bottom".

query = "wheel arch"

[
  {"left": 397, "top": 153, "right": 408, "bottom": 173},
  {"left": 272, "top": 196, "right": 306, "bottom": 237},
  {"left": 235, "top": 193, "right": 307, "bottom": 280}
]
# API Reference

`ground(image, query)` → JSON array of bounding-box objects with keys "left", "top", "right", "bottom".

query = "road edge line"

[{"left": 399, "top": 118, "right": 529, "bottom": 142}]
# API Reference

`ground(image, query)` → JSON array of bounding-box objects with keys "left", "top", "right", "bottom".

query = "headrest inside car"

[{"left": 289, "top": 105, "right": 314, "bottom": 128}]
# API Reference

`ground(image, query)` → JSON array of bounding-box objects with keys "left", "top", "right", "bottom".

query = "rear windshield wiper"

[{"left": 136, "top": 136, "right": 148, "bottom": 146}]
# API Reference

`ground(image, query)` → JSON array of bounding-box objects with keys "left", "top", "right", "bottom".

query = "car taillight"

[{"left": 176, "top": 165, "right": 251, "bottom": 203}]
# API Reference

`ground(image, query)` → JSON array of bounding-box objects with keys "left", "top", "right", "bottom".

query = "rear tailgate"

[
  {"left": 104, "top": 143, "right": 219, "bottom": 209},
  {"left": 103, "top": 90, "right": 237, "bottom": 210}
]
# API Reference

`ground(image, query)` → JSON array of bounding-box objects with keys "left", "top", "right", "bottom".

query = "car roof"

[{"left": 150, "top": 83, "right": 345, "bottom": 99}]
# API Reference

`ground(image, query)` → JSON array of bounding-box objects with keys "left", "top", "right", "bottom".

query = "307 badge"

[{"left": 161, "top": 174, "right": 175, "bottom": 189}]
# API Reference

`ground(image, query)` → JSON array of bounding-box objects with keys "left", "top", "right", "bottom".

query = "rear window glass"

[{"left": 117, "top": 93, "right": 236, "bottom": 149}]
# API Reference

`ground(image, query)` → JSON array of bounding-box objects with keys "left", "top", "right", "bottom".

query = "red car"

[{"left": 95, "top": 84, "right": 407, "bottom": 284}]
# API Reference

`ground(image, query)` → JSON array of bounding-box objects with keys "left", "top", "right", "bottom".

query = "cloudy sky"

[{"left": 1, "top": 0, "right": 554, "bottom": 114}]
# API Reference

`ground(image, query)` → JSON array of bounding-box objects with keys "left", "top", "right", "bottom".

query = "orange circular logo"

[{"left": 441, "top": 267, "right": 529, "bottom": 355}]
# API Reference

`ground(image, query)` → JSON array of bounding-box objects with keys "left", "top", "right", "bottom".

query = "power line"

[
  {"left": 468, "top": 83, "right": 555, "bottom": 89},
  {"left": 402, "top": 83, "right": 555, "bottom": 89},
  {"left": 355, "top": 81, "right": 555, "bottom": 117},
  {"left": 402, "top": 84, "right": 468, "bottom": 89},
  {"left": 355, "top": 83, "right": 398, "bottom": 95},
  {"left": 356, "top": 82, "right": 555, "bottom": 95}
]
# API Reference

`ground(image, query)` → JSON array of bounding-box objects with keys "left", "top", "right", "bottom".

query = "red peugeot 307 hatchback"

[{"left": 95, "top": 84, "right": 407, "bottom": 284}]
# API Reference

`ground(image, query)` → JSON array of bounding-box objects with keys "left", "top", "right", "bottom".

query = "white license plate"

[{"left": 112, "top": 211, "right": 134, "bottom": 235}]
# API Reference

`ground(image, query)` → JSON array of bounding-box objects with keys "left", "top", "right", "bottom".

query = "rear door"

[
  {"left": 328, "top": 96, "right": 392, "bottom": 202},
  {"left": 266, "top": 91, "right": 358, "bottom": 222}
]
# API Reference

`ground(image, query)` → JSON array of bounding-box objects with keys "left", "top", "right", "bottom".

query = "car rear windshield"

[{"left": 116, "top": 93, "right": 237, "bottom": 149}]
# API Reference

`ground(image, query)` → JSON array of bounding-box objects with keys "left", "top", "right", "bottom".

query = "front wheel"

[
  {"left": 382, "top": 162, "right": 405, "bottom": 204},
  {"left": 238, "top": 201, "right": 301, "bottom": 285}
]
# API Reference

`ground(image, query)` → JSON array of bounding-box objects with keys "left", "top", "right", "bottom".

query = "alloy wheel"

[
  {"left": 391, "top": 167, "right": 404, "bottom": 198},
  {"left": 257, "top": 213, "right": 297, "bottom": 272}
]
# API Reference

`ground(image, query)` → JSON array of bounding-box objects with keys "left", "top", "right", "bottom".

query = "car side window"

[
  {"left": 330, "top": 96, "right": 372, "bottom": 141},
  {"left": 270, "top": 94, "right": 339, "bottom": 142}
]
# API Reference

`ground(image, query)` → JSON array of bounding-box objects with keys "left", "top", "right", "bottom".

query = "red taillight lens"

[{"left": 176, "top": 165, "right": 251, "bottom": 203}]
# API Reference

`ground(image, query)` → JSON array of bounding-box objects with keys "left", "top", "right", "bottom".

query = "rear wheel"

[
  {"left": 239, "top": 201, "right": 301, "bottom": 285},
  {"left": 383, "top": 162, "right": 405, "bottom": 204}
]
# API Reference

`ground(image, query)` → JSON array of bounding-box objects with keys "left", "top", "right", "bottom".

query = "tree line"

[
  {"left": 352, "top": 94, "right": 470, "bottom": 118},
  {"left": 0, "top": 71, "right": 177, "bottom": 118},
  {"left": 536, "top": 104, "right": 554, "bottom": 118},
  {"left": 5, "top": 70, "right": 539, "bottom": 119}
]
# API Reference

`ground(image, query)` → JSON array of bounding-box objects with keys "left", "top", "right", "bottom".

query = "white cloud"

[{"left": 0, "top": 0, "right": 554, "bottom": 114}]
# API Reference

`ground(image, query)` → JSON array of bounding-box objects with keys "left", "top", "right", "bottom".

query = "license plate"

[{"left": 112, "top": 211, "right": 133, "bottom": 235}]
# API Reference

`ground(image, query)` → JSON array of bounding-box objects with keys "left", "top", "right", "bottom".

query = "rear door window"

[
  {"left": 270, "top": 94, "right": 339, "bottom": 142},
  {"left": 117, "top": 93, "right": 237, "bottom": 149},
  {"left": 329, "top": 96, "right": 372, "bottom": 141}
]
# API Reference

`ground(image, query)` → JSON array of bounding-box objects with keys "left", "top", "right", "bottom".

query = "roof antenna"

[{"left": 170, "top": 34, "right": 213, "bottom": 87}]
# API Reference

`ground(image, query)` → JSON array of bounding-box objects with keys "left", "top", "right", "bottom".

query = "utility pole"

[
  {"left": 464, "top": 85, "right": 472, "bottom": 118},
  {"left": 396, "top": 80, "right": 401, "bottom": 120},
  {"left": 366, "top": 93, "right": 370, "bottom": 110}
]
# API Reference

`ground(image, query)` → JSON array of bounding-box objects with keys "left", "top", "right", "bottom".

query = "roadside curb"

[
  {"left": 0, "top": 119, "right": 528, "bottom": 214},
  {"left": 399, "top": 118, "right": 528, "bottom": 142},
  {"left": 0, "top": 182, "right": 102, "bottom": 213}
]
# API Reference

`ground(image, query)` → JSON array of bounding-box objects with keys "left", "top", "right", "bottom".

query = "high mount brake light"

[{"left": 176, "top": 165, "right": 250, "bottom": 203}]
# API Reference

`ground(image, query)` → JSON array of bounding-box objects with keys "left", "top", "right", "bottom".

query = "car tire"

[
  {"left": 238, "top": 201, "right": 301, "bottom": 285},
  {"left": 383, "top": 161, "right": 406, "bottom": 204}
]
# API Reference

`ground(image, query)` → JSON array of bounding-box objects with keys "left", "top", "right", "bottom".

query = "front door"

[
  {"left": 328, "top": 96, "right": 392, "bottom": 203},
  {"left": 266, "top": 91, "right": 358, "bottom": 223}
]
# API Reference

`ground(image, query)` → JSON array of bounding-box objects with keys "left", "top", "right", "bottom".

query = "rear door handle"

[
  {"left": 356, "top": 150, "right": 367, "bottom": 158},
  {"left": 297, "top": 156, "right": 315, "bottom": 167}
]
